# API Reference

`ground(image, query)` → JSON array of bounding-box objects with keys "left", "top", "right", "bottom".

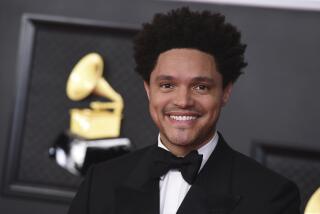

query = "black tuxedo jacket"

[{"left": 68, "top": 135, "right": 300, "bottom": 214}]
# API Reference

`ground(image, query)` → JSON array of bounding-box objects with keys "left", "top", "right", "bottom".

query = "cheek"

[
  {"left": 149, "top": 96, "right": 164, "bottom": 122},
  {"left": 149, "top": 100, "right": 158, "bottom": 119},
  {"left": 149, "top": 91, "right": 171, "bottom": 111},
  {"left": 200, "top": 97, "right": 222, "bottom": 116}
]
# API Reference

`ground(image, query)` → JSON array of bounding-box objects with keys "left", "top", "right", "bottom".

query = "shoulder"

[
  {"left": 232, "top": 149, "right": 287, "bottom": 185},
  {"left": 230, "top": 148, "right": 300, "bottom": 199},
  {"left": 68, "top": 146, "right": 155, "bottom": 214},
  {"left": 216, "top": 134, "right": 300, "bottom": 211},
  {"left": 231, "top": 148, "right": 292, "bottom": 186},
  {"left": 89, "top": 145, "right": 154, "bottom": 183},
  {"left": 230, "top": 149, "right": 300, "bottom": 212},
  {"left": 216, "top": 134, "right": 295, "bottom": 189}
]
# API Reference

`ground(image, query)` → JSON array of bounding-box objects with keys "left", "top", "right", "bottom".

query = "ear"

[
  {"left": 144, "top": 81, "right": 150, "bottom": 100},
  {"left": 222, "top": 83, "right": 233, "bottom": 106}
]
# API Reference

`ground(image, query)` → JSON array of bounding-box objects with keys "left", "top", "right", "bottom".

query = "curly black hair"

[{"left": 133, "top": 7, "right": 247, "bottom": 87}]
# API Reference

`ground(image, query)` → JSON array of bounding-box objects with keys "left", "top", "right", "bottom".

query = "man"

[{"left": 68, "top": 7, "right": 300, "bottom": 214}]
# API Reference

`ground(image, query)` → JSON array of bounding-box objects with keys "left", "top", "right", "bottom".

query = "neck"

[
  {"left": 159, "top": 133, "right": 215, "bottom": 157},
  {"left": 162, "top": 143, "right": 196, "bottom": 157}
]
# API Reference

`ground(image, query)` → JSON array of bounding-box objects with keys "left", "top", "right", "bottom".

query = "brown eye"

[
  {"left": 194, "top": 84, "right": 208, "bottom": 91},
  {"left": 160, "top": 83, "right": 174, "bottom": 89}
]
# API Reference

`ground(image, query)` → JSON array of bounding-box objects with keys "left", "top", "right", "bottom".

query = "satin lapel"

[
  {"left": 177, "top": 135, "right": 241, "bottom": 214},
  {"left": 115, "top": 146, "right": 159, "bottom": 214}
]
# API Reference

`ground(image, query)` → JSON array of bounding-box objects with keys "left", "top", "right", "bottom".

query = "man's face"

[{"left": 144, "top": 48, "right": 232, "bottom": 156}]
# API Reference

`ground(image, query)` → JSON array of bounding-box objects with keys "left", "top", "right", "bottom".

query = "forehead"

[{"left": 151, "top": 48, "right": 220, "bottom": 81}]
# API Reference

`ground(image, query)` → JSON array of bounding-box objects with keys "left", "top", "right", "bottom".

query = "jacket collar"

[
  {"left": 177, "top": 134, "right": 241, "bottom": 214},
  {"left": 115, "top": 134, "right": 241, "bottom": 214}
]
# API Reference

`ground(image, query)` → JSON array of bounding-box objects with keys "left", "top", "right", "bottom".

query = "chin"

[{"left": 167, "top": 134, "right": 197, "bottom": 147}]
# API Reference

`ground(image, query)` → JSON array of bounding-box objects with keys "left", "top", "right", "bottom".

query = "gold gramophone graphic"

[
  {"left": 66, "top": 53, "right": 123, "bottom": 139},
  {"left": 305, "top": 187, "right": 320, "bottom": 214},
  {"left": 49, "top": 53, "right": 131, "bottom": 175}
]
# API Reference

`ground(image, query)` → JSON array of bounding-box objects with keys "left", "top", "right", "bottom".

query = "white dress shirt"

[{"left": 158, "top": 132, "right": 219, "bottom": 214}]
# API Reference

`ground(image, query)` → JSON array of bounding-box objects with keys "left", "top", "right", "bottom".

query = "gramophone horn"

[
  {"left": 66, "top": 53, "right": 104, "bottom": 101},
  {"left": 66, "top": 53, "right": 123, "bottom": 104}
]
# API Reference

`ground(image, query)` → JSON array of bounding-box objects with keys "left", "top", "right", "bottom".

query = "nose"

[{"left": 173, "top": 87, "right": 194, "bottom": 108}]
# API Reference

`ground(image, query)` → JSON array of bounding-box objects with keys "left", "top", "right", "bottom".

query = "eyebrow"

[
  {"left": 155, "top": 75, "right": 174, "bottom": 81},
  {"left": 155, "top": 75, "right": 214, "bottom": 83},
  {"left": 191, "top": 76, "right": 214, "bottom": 84}
]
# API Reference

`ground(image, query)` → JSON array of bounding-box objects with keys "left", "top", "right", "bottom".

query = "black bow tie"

[{"left": 151, "top": 147, "right": 203, "bottom": 184}]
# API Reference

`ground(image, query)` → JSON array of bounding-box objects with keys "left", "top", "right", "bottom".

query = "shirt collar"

[{"left": 157, "top": 131, "right": 219, "bottom": 170}]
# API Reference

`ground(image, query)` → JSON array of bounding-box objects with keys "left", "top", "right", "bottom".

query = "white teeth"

[{"left": 169, "top": 115, "right": 197, "bottom": 121}]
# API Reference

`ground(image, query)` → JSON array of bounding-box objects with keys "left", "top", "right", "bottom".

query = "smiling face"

[{"left": 144, "top": 48, "right": 232, "bottom": 156}]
